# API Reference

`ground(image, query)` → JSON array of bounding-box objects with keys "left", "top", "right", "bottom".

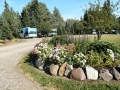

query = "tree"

[
  {"left": 1, "top": 0, "right": 13, "bottom": 40},
  {"left": 52, "top": 7, "right": 65, "bottom": 35},
  {"left": 1, "top": 0, "right": 22, "bottom": 39},
  {"left": 21, "top": 7, "right": 30, "bottom": 27},
  {"left": 21, "top": 0, "right": 52, "bottom": 35},
  {"left": 83, "top": 0, "right": 120, "bottom": 40},
  {"left": 0, "top": 15, "right": 2, "bottom": 39}
]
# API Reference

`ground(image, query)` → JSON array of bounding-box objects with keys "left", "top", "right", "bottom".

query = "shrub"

[
  {"left": 49, "top": 35, "right": 68, "bottom": 46},
  {"left": 88, "top": 41, "right": 117, "bottom": 54},
  {"left": 85, "top": 50, "right": 117, "bottom": 68}
]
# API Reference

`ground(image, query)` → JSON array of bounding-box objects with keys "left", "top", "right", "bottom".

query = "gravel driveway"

[{"left": 0, "top": 38, "right": 43, "bottom": 90}]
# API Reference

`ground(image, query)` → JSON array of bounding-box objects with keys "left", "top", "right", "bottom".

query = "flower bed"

[{"left": 30, "top": 40, "right": 120, "bottom": 81}]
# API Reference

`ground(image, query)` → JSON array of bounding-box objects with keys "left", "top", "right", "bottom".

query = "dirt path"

[{"left": 0, "top": 38, "right": 43, "bottom": 90}]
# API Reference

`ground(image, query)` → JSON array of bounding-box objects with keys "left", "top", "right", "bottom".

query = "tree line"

[{"left": 0, "top": 0, "right": 119, "bottom": 40}]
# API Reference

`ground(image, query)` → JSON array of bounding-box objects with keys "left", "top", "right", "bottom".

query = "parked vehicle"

[
  {"left": 37, "top": 33, "right": 43, "bottom": 38},
  {"left": 19, "top": 27, "right": 37, "bottom": 38},
  {"left": 48, "top": 28, "right": 57, "bottom": 37}
]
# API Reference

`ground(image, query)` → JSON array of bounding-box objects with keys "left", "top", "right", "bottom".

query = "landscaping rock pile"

[{"left": 34, "top": 58, "right": 120, "bottom": 82}]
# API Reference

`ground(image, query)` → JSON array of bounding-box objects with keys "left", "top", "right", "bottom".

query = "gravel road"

[{"left": 0, "top": 38, "right": 43, "bottom": 90}]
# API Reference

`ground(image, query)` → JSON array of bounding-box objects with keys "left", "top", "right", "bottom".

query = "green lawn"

[
  {"left": 101, "top": 34, "right": 120, "bottom": 46},
  {"left": 89, "top": 34, "right": 120, "bottom": 46}
]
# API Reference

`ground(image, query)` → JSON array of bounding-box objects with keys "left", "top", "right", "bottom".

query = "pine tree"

[
  {"left": 0, "top": 15, "right": 2, "bottom": 39},
  {"left": 1, "top": 0, "right": 13, "bottom": 40},
  {"left": 53, "top": 7, "right": 65, "bottom": 35},
  {"left": 21, "top": 7, "right": 30, "bottom": 27}
]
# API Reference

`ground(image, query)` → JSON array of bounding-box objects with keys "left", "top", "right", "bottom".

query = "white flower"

[
  {"left": 80, "top": 59, "right": 86, "bottom": 66},
  {"left": 49, "top": 54, "right": 53, "bottom": 58},
  {"left": 107, "top": 49, "right": 114, "bottom": 61}
]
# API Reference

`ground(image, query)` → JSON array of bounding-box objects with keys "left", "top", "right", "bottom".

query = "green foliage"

[
  {"left": 21, "top": 0, "right": 53, "bottom": 34},
  {"left": 0, "top": 1, "right": 21, "bottom": 40},
  {"left": 49, "top": 35, "right": 68, "bottom": 46},
  {"left": 64, "top": 55, "right": 74, "bottom": 65},
  {"left": 88, "top": 40, "right": 117, "bottom": 54},
  {"left": 115, "top": 46, "right": 120, "bottom": 60},
  {"left": 21, "top": 8, "right": 30, "bottom": 27},
  {"left": 83, "top": 0, "right": 120, "bottom": 40},
  {"left": 86, "top": 50, "right": 116, "bottom": 68}
]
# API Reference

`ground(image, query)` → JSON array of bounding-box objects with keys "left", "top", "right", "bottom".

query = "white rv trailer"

[{"left": 19, "top": 27, "right": 37, "bottom": 38}]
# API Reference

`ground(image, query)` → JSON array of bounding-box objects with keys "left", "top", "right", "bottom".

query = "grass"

[
  {"left": 101, "top": 34, "right": 120, "bottom": 46},
  {"left": 20, "top": 55, "right": 120, "bottom": 90},
  {"left": 89, "top": 34, "right": 120, "bottom": 46}
]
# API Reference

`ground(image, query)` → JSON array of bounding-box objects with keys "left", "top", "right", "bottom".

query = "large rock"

[
  {"left": 99, "top": 69, "right": 113, "bottom": 81},
  {"left": 59, "top": 62, "right": 67, "bottom": 76},
  {"left": 86, "top": 65, "right": 98, "bottom": 80},
  {"left": 70, "top": 68, "right": 86, "bottom": 81},
  {"left": 49, "top": 65, "right": 59, "bottom": 76},
  {"left": 35, "top": 58, "right": 44, "bottom": 70},
  {"left": 115, "top": 64, "right": 120, "bottom": 73},
  {"left": 64, "top": 64, "right": 73, "bottom": 77},
  {"left": 43, "top": 61, "right": 53, "bottom": 74},
  {"left": 112, "top": 67, "right": 120, "bottom": 81}
]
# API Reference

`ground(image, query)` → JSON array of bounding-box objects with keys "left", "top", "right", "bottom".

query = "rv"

[{"left": 19, "top": 27, "right": 37, "bottom": 38}]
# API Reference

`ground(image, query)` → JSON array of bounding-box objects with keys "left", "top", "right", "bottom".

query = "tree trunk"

[{"left": 97, "top": 30, "right": 102, "bottom": 40}]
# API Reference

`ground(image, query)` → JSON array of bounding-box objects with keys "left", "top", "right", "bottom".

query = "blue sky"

[{"left": 0, "top": 0, "right": 119, "bottom": 20}]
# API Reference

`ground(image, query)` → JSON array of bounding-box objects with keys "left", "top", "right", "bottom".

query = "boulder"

[
  {"left": 35, "top": 59, "right": 44, "bottom": 70},
  {"left": 59, "top": 62, "right": 67, "bottom": 76},
  {"left": 112, "top": 67, "right": 120, "bottom": 81},
  {"left": 43, "top": 61, "right": 53, "bottom": 74},
  {"left": 70, "top": 68, "right": 86, "bottom": 81},
  {"left": 99, "top": 69, "right": 113, "bottom": 81},
  {"left": 49, "top": 65, "right": 59, "bottom": 76},
  {"left": 86, "top": 65, "right": 98, "bottom": 80},
  {"left": 64, "top": 64, "right": 73, "bottom": 77},
  {"left": 115, "top": 64, "right": 120, "bottom": 73}
]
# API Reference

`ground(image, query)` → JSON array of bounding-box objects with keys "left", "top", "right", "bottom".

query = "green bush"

[
  {"left": 49, "top": 35, "right": 68, "bottom": 46},
  {"left": 88, "top": 40, "right": 117, "bottom": 54},
  {"left": 115, "top": 46, "right": 120, "bottom": 60}
]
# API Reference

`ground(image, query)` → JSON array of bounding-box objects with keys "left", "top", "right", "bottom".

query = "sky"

[{"left": 0, "top": 0, "right": 119, "bottom": 20}]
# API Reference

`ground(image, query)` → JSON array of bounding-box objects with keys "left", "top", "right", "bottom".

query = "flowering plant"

[
  {"left": 49, "top": 44, "right": 68, "bottom": 65},
  {"left": 73, "top": 52, "right": 87, "bottom": 67},
  {"left": 34, "top": 43, "right": 53, "bottom": 60}
]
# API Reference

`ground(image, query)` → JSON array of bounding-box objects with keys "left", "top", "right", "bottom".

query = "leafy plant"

[
  {"left": 48, "top": 35, "right": 68, "bottom": 46},
  {"left": 88, "top": 41, "right": 117, "bottom": 54}
]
